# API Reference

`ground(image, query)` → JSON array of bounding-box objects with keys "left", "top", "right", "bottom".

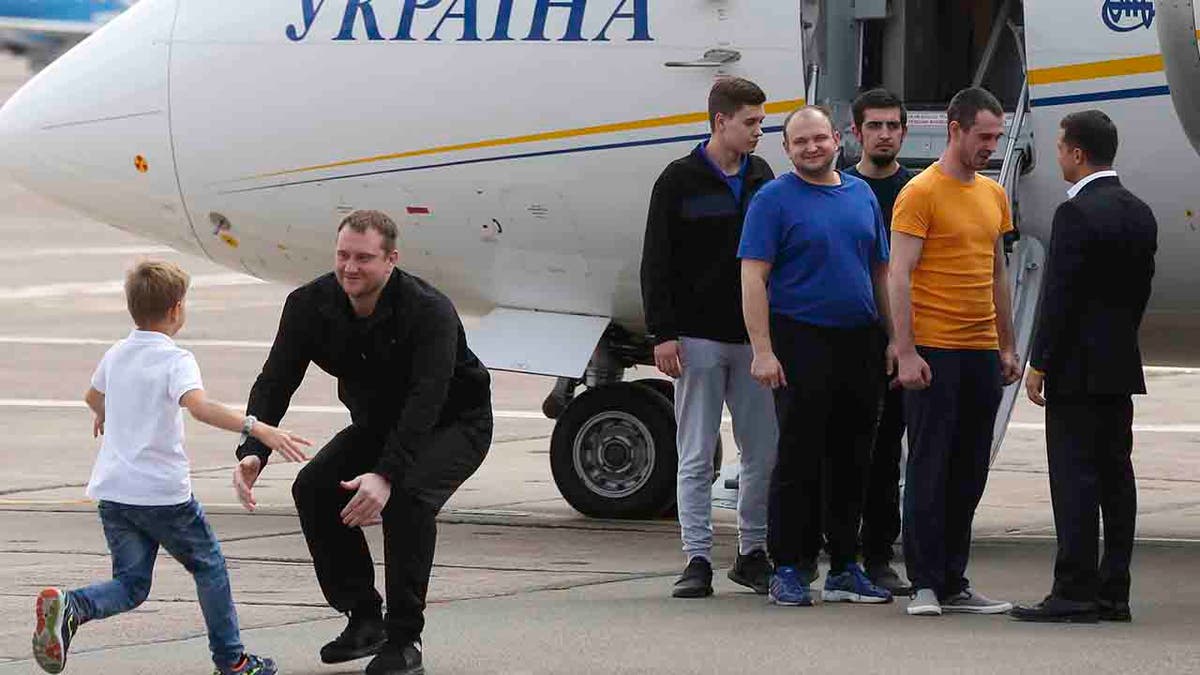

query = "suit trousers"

[{"left": 1046, "top": 395, "right": 1136, "bottom": 602}]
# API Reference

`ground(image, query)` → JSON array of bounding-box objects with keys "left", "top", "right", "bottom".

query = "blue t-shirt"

[
  {"left": 737, "top": 171, "right": 890, "bottom": 328},
  {"left": 699, "top": 141, "right": 750, "bottom": 204}
]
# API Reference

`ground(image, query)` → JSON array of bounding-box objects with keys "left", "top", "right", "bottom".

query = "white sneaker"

[
  {"left": 942, "top": 588, "right": 1012, "bottom": 614},
  {"left": 907, "top": 588, "right": 942, "bottom": 616}
]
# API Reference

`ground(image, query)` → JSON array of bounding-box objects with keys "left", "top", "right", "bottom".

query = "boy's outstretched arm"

[
  {"left": 179, "top": 389, "right": 312, "bottom": 462},
  {"left": 84, "top": 387, "right": 105, "bottom": 438}
]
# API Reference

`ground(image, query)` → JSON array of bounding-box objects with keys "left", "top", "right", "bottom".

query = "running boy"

[{"left": 32, "top": 261, "right": 311, "bottom": 674}]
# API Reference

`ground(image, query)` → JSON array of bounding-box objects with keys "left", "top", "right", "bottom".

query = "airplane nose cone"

[
  {"left": 0, "top": 68, "right": 36, "bottom": 179},
  {"left": 0, "top": 0, "right": 205, "bottom": 257}
]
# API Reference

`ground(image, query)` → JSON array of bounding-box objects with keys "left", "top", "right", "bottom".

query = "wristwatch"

[{"left": 239, "top": 415, "right": 257, "bottom": 446}]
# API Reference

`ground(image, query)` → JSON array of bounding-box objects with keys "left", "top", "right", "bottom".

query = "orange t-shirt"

[{"left": 891, "top": 163, "right": 1013, "bottom": 350}]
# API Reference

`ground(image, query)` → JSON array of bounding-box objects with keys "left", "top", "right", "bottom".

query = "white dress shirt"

[{"left": 1066, "top": 169, "right": 1118, "bottom": 199}]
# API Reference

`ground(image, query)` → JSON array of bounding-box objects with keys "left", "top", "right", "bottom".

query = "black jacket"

[
  {"left": 237, "top": 269, "right": 492, "bottom": 480},
  {"left": 1030, "top": 176, "right": 1157, "bottom": 397},
  {"left": 640, "top": 145, "right": 774, "bottom": 344}
]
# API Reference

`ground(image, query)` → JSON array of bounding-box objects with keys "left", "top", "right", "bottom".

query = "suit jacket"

[{"left": 1029, "top": 175, "right": 1157, "bottom": 397}]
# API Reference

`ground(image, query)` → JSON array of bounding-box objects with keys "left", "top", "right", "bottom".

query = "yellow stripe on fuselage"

[
  {"left": 1029, "top": 53, "right": 1164, "bottom": 85},
  {"left": 250, "top": 97, "right": 805, "bottom": 180}
]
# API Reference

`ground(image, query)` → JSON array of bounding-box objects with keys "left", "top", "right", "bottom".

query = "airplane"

[
  {"left": 0, "top": 0, "right": 1196, "bottom": 520},
  {"left": 0, "top": 1, "right": 136, "bottom": 71}
]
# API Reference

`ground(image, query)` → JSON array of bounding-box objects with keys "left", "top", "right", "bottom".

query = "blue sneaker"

[
  {"left": 768, "top": 566, "right": 813, "bottom": 607},
  {"left": 33, "top": 588, "right": 79, "bottom": 674},
  {"left": 213, "top": 653, "right": 278, "bottom": 675},
  {"left": 822, "top": 564, "right": 893, "bottom": 604}
]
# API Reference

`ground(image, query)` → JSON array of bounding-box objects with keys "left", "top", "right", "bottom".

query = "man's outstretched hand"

[
  {"left": 233, "top": 456, "right": 263, "bottom": 512},
  {"left": 340, "top": 472, "right": 391, "bottom": 528}
]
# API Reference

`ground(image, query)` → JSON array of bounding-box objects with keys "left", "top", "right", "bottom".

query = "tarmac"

[{"left": 1, "top": 54, "right": 1198, "bottom": 673}]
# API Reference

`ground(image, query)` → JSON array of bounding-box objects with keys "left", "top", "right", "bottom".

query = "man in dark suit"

[{"left": 1011, "top": 110, "right": 1157, "bottom": 624}]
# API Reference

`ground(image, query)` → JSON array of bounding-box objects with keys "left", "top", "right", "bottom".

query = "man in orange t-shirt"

[{"left": 887, "top": 87, "right": 1023, "bottom": 618}]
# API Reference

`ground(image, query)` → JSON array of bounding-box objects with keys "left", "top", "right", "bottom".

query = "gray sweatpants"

[{"left": 675, "top": 337, "right": 778, "bottom": 562}]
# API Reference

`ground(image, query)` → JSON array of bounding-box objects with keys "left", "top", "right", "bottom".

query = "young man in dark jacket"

[
  {"left": 641, "top": 77, "right": 779, "bottom": 599},
  {"left": 233, "top": 210, "right": 492, "bottom": 675}
]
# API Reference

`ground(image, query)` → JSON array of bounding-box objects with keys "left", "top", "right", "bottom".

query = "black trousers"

[
  {"left": 292, "top": 415, "right": 491, "bottom": 643},
  {"left": 1046, "top": 395, "right": 1136, "bottom": 603},
  {"left": 902, "top": 348, "right": 1001, "bottom": 598},
  {"left": 767, "top": 317, "right": 884, "bottom": 571},
  {"left": 861, "top": 384, "right": 904, "bottom": 566}
]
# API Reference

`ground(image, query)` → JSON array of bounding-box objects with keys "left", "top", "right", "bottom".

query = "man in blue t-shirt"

[{"left": 739, "top": 106, "right": 895, "bottom": 608}]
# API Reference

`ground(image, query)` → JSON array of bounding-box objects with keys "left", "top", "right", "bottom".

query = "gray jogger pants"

[{"left": 675, "top": 337, "right": 778, "bottom": 562}]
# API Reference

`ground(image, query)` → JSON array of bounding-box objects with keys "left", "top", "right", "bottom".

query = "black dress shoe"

[
  {"left": 672, "top": 557, "right": 713, "bottom": 598},
  {"left": 1098, "top": 599, "right": 1132, "bottom": 622},
  {"left": 320, "top": 612, "right": 387, "bottom": 664},
  {"left": 366, "top": 641, "right": 425, "bottom": 675},
  {"left": 1011, "top": 595, "right": 1099, "bottom": 623}
]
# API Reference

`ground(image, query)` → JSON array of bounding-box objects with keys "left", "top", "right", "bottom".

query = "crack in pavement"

[
  {"left": 0, "top": 482, "right": 87, "bottom": 497},
  {"left": 0, "top": 549, "right": 667, "bottom": 576},
  {"left": 0, "top": 571, "right": 675, "bottom": 667},
  {"left": 990, "top": 467, "right": 1200, "bottom": 484},
  {"left": 0, "top": 592, "right": 331, "bottom": 608},
  {"left": 0, "top": 505, "right": 684, "bottom": 535}
]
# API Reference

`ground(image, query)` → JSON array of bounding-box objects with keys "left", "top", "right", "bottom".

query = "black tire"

[
  {"left": 550, "top": 382, "right": 677, "bottom": 519},
  {"left": 632, "top": 378, "right": 723, "bottom": 484}
]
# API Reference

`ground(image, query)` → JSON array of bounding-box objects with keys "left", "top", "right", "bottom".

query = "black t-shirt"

[{"left": 844, "top": 164, "right": 915, "bottom": 229}]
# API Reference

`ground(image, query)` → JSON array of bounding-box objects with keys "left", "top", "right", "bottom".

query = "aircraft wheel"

[{"left": 550, "top": 382, "right": 676, "bottom": 519}]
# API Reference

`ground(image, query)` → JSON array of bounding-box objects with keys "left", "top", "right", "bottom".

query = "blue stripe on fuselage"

[
  {"left": 1031, "top": 85, "right": 1171, "bottom": 107},
  {"left": 223, "top": 125, "right": 787, "bottom": 194}
]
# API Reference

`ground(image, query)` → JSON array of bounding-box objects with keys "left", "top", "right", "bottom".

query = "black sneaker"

[
  {"left": 727, "top": 550, "right": 772, "bottom": 594},
  {"left": 320, "top": 612, "right": 387, "bottom": 664},
  {"left": 865, "top": 563, "right": 913, "bottom": 597},
  {"left": 33, "top": 588, "right": 79, "bottom": 674},
  {"left": 365, "top": 641, "right": 424, "bottom": 675},
  {"left": 672, "top": 557, "right": 714, "bottom": 598}
]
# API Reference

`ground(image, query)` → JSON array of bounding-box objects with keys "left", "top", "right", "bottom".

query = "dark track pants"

[
  {"left": 902, "top": 348, "right": 1001, "bottom": 598},
  {"left": 292, "top": 415, "right": 491, "bottom": 643},
  {"left": 861, "top": 384, "right": 904, "bottom": 567},
  {"left": 767, "top": 317, "right": 884, "bottom": 571}
]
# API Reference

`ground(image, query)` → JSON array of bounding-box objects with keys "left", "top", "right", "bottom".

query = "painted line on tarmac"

[
  {"left": 4, "top": 336, "right": 1195, "bottom": 379},
  {"left": 0, "top": 336, "right": 274, "bottom": 348},
  {"left": 0, "top": 245, "right": 176, "bottom": 260},
  {"left": 1, "top": 399, "right": 1196, "bottom": 431},
  {"left": 0, "top": 273, "right": 267, "bottom": 300},
  {"left": 1008, "top": 421, "right": 1200, "bottom": 434},
  {"left": 0, "top": 398, "right": 547, "bottom": 419},
  {"left": 0, "top": 335, "right": 271, "bottom": 346},
  {"left": 1145, "top": 365, "right": 1200, "bottom": 374},
  {"left": 980, "top": 533, "right": 1200, "bottom": 545}
]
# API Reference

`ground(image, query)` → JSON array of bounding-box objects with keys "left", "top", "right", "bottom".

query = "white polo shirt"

[{"left": 86, "top": 330, "right": 204, "bottom": 506}]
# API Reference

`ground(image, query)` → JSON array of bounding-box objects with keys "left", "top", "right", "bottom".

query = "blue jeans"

[{"left": 69, "top": 498, "right": 243, "bottom": 667}]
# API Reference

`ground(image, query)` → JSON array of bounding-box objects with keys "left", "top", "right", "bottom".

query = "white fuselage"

[{"left": 0, "top": 0, "right": 1195, "bottom": 370}]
